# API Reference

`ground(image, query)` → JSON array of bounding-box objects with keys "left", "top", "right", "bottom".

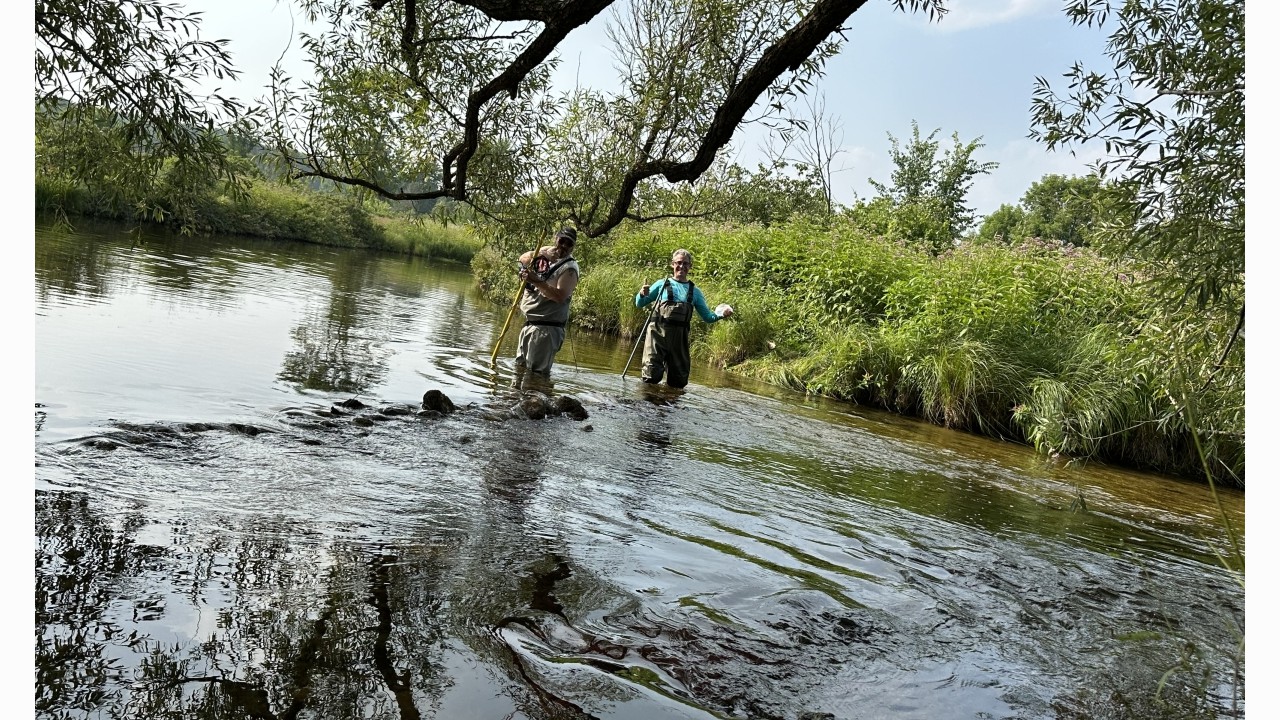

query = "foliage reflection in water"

[{"left": 35, "top": 221, "right": 1243, "bottom": 719}]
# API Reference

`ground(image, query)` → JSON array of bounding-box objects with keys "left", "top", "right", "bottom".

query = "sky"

[{"left": 186, "top": 0, "right": 1117, "bottom": 219}]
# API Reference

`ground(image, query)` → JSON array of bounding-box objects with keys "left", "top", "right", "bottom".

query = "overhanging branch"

[
  {"left": 300, "top": 0, "right": 874, "bottom": 236},
  {"left": 594, "top": 0, "right": 870, "bottom": 235}
]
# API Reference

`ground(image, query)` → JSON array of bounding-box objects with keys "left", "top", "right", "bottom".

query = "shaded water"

[{"left": 35, "top": 220, "right": 1245, "bottom": 719}]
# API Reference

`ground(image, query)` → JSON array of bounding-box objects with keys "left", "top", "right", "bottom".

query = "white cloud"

[{"left": 928, "top": 0, "right": 1055, "bottom": 32}]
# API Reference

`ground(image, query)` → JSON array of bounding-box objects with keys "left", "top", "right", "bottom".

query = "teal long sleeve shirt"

[{"left": 635, "top": 278, "right": 721, "bottom": 323}]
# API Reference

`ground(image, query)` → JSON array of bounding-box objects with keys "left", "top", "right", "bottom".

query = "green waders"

[{"left": 640, "top": 280, "right": 693, "bottom": 389}]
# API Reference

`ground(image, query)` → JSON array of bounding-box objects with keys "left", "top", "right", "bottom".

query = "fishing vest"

[
  {"left": 520, "top": 255, "right": 578, "bottom": 327},
  {"left": 653, "top": 279, "right": 695, "bottom": 329}
]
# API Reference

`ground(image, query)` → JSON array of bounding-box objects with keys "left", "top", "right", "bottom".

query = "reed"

[{"left": 375, "top": 216, "right": 481, "bottom": 263}]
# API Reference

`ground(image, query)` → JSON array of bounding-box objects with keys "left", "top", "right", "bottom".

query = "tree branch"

[
  {"left": 592, "top": 0, "right": 870, "bottom": 236},
  {"left": 297, "top": 0, "right": 873, "bottom": 236}
]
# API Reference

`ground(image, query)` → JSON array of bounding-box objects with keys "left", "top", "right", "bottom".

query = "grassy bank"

[
  {"left": 36, "top": 175, "right": 482, "bottom": 264},
  {"left": 475, "top": 218, "right": 1243, "bottom": 486}
]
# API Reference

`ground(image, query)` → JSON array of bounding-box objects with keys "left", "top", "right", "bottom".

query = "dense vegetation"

[
  {"left": 33, "top": 4, "right": 1246, "bottom": 718},
  {"left": 34, "top": 158, "right": 482, "bottom": 264}
]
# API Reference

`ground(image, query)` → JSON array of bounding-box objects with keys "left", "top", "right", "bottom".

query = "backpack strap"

[
  {"left": 527, "top": 255, "right": 576, "bottom": 292},
  {"left": 542, "top": 255, "right": 576, "bottom": 279}
]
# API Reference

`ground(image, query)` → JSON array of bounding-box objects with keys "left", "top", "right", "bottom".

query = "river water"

[{"left": 34, "top": 220, "right": 1245, "bottom": 720}]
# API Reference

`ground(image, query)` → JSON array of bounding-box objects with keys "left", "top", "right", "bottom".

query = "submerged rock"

[
  {"left": 553, "top": 395, "right": 589, "bottom": 421},
  {"left": 115, "top": 422, "right": 178, "bottom": 435},
  {"left": 470, "top": 391, "right": 592, "bottom": 423},
  {"left": 517, "top": 393, "right": 550, "bottom": 420},
  {"left": 422, "top": 389, "right": 457, "bottom": 414},
  {"left": 225, "top": 423, "right": 266, "bottom": 436}
]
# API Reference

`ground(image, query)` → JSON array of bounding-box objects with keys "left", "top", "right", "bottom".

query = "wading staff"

[
  {"left": 490, "top": 240, "right": 543, "bottom": 365},
  {"left": 621, "top": 283, "right": 662, "bottom": 378}
]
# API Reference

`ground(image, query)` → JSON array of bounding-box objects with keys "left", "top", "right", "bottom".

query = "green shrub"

[
  {"left": 794, "top": 222, "right": 928, "bottom": 327},
  {"left": 470, "top": 245, "right": 517, "bottom": 298}
]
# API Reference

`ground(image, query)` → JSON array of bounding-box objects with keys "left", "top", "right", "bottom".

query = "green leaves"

[
  {"left": 977, "top": 173, "right": 1107, "bottom": 247},
  {"left": 1029, "top": 0, "right": 1243, "bottom": 311},
  {"left": 868, "top": 120, "right": 997, "bottom": 247},
  {"left": 36, "top": 0, "right": 256, "bottom": 228},
  {"left": 260, "top": 0, "right": 891, "bottom": 237}
]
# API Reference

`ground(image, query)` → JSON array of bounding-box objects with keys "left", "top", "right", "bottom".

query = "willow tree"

[
  {"left": 1030, "top": 0, "right": 1243, "bottom": 313},
  {"left": 1028, "top": 0, "right": 1245, "bottom": 490},
  {"left": 35, "top": 0, "right": 254, "bottom": 224},
  {"left": 264, "top": 0, "right": 945, "bottom": 239}
]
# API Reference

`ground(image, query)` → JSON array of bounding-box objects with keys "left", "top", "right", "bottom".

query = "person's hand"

[
  {"left": 639, "top": 284, "right": 650, "bottom": 296},
  {"left": 722, "top": 307, "right": 734, "bottom": 318},
  {"left": 519, "top": 268, "right": 531, "bottom": 282}
]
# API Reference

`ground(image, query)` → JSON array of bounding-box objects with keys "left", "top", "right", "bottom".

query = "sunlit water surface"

[{"left": 35, "top": 220, "right": 1244, "bottom": 720}]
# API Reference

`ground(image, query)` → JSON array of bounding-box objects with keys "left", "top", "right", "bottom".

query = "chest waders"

[
  {"left": 516, "top": 255, "right": 577, "bottom": 376},
  {"left": 641, "top": 279, "right": 694, "bottom": 389}
]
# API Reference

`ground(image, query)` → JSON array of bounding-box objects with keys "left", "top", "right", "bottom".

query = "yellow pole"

[
  {"left": 489, "top": 283, "right": 527, "bottom": 364},
  {"left": 489, "top": 240, "right": 543, "bottom": 365}
]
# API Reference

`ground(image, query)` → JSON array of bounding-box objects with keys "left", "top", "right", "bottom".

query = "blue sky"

[{"left": 189, "top": 0, "right": 1118, "bottom": 218}]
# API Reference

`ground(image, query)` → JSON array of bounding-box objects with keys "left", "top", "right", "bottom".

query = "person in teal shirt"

[{"left": 634, "top": 248, "right": 733, "bottom": 389}]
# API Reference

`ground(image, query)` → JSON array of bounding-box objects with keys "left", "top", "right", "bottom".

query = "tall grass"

[
  {"left": 375, "top": 216, "right": 482, "bottom": 263},
  {"left": 570, "top": 264, "right": 651, "bottom": 336}
]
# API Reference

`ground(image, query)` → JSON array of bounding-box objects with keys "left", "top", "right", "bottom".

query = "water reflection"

[
  {"left": 480, "top": 411, "right": 551, "bottom": 525},
  {"left": 34, "top": 223, "right": 119, "bottom": 303},
  {"left": 278, "top": 254, "right": 391, "bottom": 393}
]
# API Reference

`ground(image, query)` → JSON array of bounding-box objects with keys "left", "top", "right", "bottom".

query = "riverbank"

[{"left": 36, "top": 176, "right": 483, "bottom": 264}]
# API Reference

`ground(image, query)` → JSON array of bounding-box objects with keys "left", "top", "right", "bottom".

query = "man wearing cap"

[
  {"left": 634, "top": 248, "right": 733, "bottom": 389},
  {"left": 515, "top": 227, "right": 581, "bottom": 377}
]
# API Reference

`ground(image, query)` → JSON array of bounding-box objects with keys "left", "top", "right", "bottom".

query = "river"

[{"left": 34, "top": 219, "right": 1245, "bottom": 719}]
